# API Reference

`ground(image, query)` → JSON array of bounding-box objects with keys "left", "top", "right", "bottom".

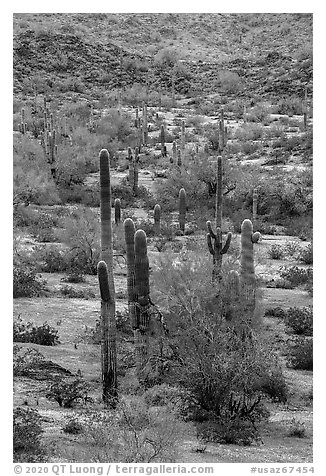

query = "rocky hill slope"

[{"left": 13, "top": 13, "right": 312, "bottom": 102}]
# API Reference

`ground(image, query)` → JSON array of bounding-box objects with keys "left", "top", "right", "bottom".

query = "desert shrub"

[
  {"left": 257, "top": 367, "right": 288, "bottom": 403},
  {"left": 13, "top": 316, "right": 60, "bottom": 346},
  {"left": 78, "top": 397, "right": 188, "bottom": 463},
  {"left": 60, "top": 206, "right": 100, "bottom": 275},
  {"left": 267, "top": 244, "right": 284, "bottom": 260},
  {"left": 35, "top": 246, "right": 69, "bottom": 273},
  {"left": 13, "top": 264, "right": 45, "bottom": 298},
  {"left": 13, "top": 407, "right": 46, "bottom": 462},
  {"left": 28, "top": 212, "right": 59, "bottom": 242},
  {"left": 264, "top": 307, "right": 286, "bottom": 319},
  {"left": 286, "top": 337, "right": 313, "bottom": 370},
  {"left": 151, "top": 252, "right": 284, "bottom": 442},
  {"left": 298, "top": 243, "right": 313, "bottom": 265},
  {"left": 241, "top": 141, "right": 262, "bottom": 155},
  {"left": 61, "top": 271, "right": 86, "bottom": 283},
  {"left": 233, "top": 123, "right": 264, "bottom": 141},
  {"left": 46, "top": 377, "right": 91, "bottom": 408},
  {"left": 279, "top": 266, "right": 313, "bottom": 287},
  {"left": 196, "top": 407, "right": 268, "bottom": 446},
  {"left": 62, "top": 416, "right": 84, "bottom": 435},
  {"left": 283, "top": 240, "right": 300, "bottom": 257},
  {"left": 246, "top": 103, "right": 271, "bottom": 123},
  {"left": 287, "top": 418, "right": 307, "bottom": 438},
  {"left": 217, "top": 70, "right": 243, "bottom": 94},
  {"left": 59, "top": 285, "right": 95, "bottom": 299},
  {"left": 13, "top": 345, "right": 45, "bottom": 377},
  {"left": 276, "top": 98, "right": 303, "bottom": 116},
  {"left": 284, "top": 307, "right": 313, "bottom": 336}
]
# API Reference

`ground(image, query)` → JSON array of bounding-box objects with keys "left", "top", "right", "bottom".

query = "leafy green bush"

[
  {"left": 287, "top": 418, "right": 307, "bottom": 438},
  {"left": 284, "top": 307, "right": 313, "bottom": 336},
  {"left": 14, "top": 407, "right": 45, "bottom": 462},
  {"left": 13, "top": 316, "right": 60, "bottom": 346},
  {"left": 286, "top": 337, "right": 313, "bottom": 370}
]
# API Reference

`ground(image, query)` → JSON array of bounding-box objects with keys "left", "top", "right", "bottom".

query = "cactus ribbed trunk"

[
  {"left": 154, "top": 204, "right": 161, "bottom": 235},
  {"left": 215, "top": 156, "right": 223, "bottom": 229},
  {"left": 160, "top": 124, "right": 166, "bottom": 157},
  {"left": 99, "top": 148, "right": 117, "bottom": 405},
  {"left": 207, "top": 156, "right": 232, "bottom": 282},
  {"left": 134, "top": 230, "right": 151, "bottom": 379},
  {"left": 179, "top": 188, "right": 186, "bottom": 233},
  {"left": 114, "top": 198, "right": 121, "bottom": 225},
  {"left": 240, "top": 219, "right": 261, "bottom": 321},
  {"left": 124, "top": 219, "right": 138, "bottom": 330},
  {"left": 252, "top": 189, "right": 258, "bottom": 228}
]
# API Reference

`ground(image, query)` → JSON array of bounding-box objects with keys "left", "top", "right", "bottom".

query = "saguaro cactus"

[
  {"left": 142, "top": 102, "right": 148, "bottom": 146},
  {"left": 181, "top": 120, "right": 186, "bottom": 159},
  {"left": 97, "top": 261, "right": 117, "bottom": 405},
  {"left": 206, "top": 156, "right": 232, "bottom": 281},
  {"left": 179, "top": 188, "right": 186, "bottom": 233},
  {"left": 124, "top": 218, "right": 138, "bottom": 330},
  {"left": 154, "top": 204, "right": 161, "bottom": 235},
  {"left": 114, "top": 198, "right": 121, "bottom": 225},
  {"left": 160, "top": 124, "right": 167, "bottom": 157},
  {"left": 252, "top": 189, "right": 258, "bottom": 228},
  {"left": 99, "top": 148, "right": 117, "bottom": 405},
  {"left": 134, "top": 230, "right": 151, "bottom": 378},
  {"left": 20, "top": 108, "right": 27, "bottom": 134},
  {"left": 172, "top": 141, "right": 177, "bottom": 163},
  {"left": 240, "top": 219, "right": 261, "bottom": 319},
  {"left": 177, "top": 148, "right": 182, "bottom": 167}
]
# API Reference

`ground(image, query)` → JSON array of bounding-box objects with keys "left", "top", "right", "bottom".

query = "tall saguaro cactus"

[
  {"left": 206, "top": 156, "right": 232, "bottom": 281},
  {"left": 252, "top": 189, "right": 258, "bottom": 228},
  {"left": 124, "top": 218, "right": 138, "bottom": 330},
  {"left": 20, "top": 108, "right": 27, "bottom": 134},
  {"left": 114, "top": 198, "right": 121, "bottom": 225},
  {"left": 160, "top": 124, "right": 167, "bottom": 157},
  {"left": 154, "top": 204, "right": 161, "bottom": 235},
  {"left": 97, "top": 261, "right": 117, "bottom": 405},
  {"left": 142, "top": 102, "right": 148, "bottom": 146},
  {"left": 99, "top": 148, "right": 117, "bottom": 404},
  {"left": 134, "top": 229, "right": 151, "bottom": 378},
  {"left": 240, "top": 219, "right": 261, "bottom": 319},
  {"left": 181, "top": 120, "right": 186, "bottom": 159},
  {"left": 179, "top": 188, "right": 186, "bottom": 234}
]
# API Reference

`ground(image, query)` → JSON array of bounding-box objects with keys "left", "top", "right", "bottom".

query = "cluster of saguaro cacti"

[
  {"left": 154, "top": 204, "right": 161, "bottom": 235},
  {"left": 124, "top": 219, "right": 151, "bottom": 380},
  {"left": 206, "top": 156, "right": 232, "bottom": 281},
  {"left": 98, "top": 149, "right": 117, "bottom": 405},
  {"left": 179, "top": 188, "right": 187, "bottom": 234},
  {"left": 20, "top": 108, "right": 27, "bottom": 134}
]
